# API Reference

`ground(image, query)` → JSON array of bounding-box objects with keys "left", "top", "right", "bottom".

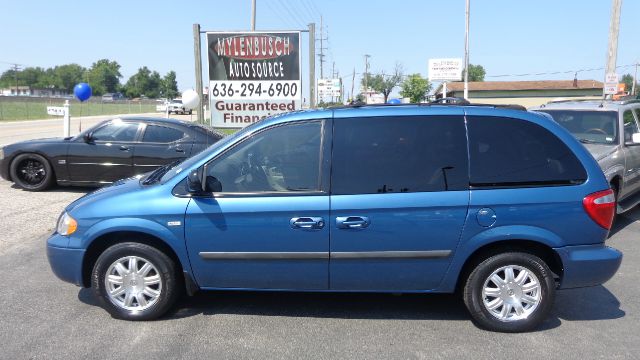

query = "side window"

[
  {"left": 467, "top": 116, "right": 587, "bottom": 187},
  {"left": 142, "top": 125, "right": 186, "bottom": 143},
  {"left": 207, "top": 121, "right": 323, "bottom": 193},
  {"left": 332, "top": 116, "right": 469, "bottom": 195},
  {"left": 91, "top": 121, "right": 139, "bottom": 142},
  {"left": 623, "top": 110, "right": 639, "bottom": 143}
]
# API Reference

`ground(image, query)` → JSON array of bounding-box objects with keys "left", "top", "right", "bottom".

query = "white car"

[{"left": 167, "top": 99, "right": 192, "bottom": 115}]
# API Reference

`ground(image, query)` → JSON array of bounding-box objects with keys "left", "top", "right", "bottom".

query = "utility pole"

[
  {"left": 193, "top": 24, "right": 205, "bottom": 124},
  {"left": 463, "top": 0, "right": 470, "bottom": 99},
  {"left": 317, "top": 16, "right": 327, "bottom": 79},
  {"left": 11, "top": 64, "right": 21, "bottom": 96},
  {"left": 633, "top": 61, "right": 638, "bottom": 96},
  {"left": 309, "top": 23, "right": 316, "bottom": 109},
  {"left": 604, "top": 0, "right": 622, "bottom": 99},
  {"left": 363, "top": 55, "right": 370, "bottom": 103},
  {"left": 351, "top": 67, "right": 355, "bottom": 102},
  {"left": 251, "top": 0, "right": 256, "bottom": 31}
]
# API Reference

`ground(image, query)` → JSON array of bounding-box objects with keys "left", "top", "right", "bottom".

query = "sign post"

[
  {"left": 47, "top": 100, "right": 70, "bottom": 137},
  {"left": 206, "top": 31, "right": 302, "bottom": 128}
]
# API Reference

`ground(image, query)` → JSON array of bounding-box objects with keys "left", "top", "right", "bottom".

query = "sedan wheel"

[{"left": 10, "top": 153, "right": 54, "bottom": 191}]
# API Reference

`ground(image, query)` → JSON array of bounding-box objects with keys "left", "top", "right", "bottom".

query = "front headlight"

[{"left": 56, "top": 212, "right": 77, "bottom": 236}]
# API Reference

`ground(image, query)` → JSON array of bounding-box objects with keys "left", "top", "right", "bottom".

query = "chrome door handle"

[
  {"left": 290, "top": 217, "right": 325, "bottom": 229},
  {"left": 174, "top": 146, "right": 185, "bottom": 153},
  {"left": 336, "top": 216, "right": 370, "bottom": 229},
  {"left": 119, "top": 145, "right": 129, "bottom": 151}
]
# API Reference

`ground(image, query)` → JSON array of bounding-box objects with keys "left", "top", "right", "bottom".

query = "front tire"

[
  {"left": 10, "top": 153, "right": 54, "bottom": 191},
  {"left": 92, "top": 242, "right": 181, "bottom": 320},
  {"left": 463, "top": 252, "right": 555, "bottom": 332}
]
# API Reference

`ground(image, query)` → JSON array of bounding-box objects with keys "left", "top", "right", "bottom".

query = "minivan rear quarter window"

[
  {"left": 467, "top": 116, "right": 587, "bottom": 188},
  {"left": 332, "top": 116, "right": 469, "bottom": 194}
]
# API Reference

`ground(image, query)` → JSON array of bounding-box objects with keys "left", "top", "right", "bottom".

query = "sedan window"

[
  {"left": 91, "top": 121, "right": 139, "bottom": 142},
  {"left": 142, "top": 125, "right": 186, "bottom": 143}
]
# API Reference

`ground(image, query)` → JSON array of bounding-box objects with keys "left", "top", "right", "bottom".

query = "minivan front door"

[
  {"left": 329, "top": 114, "right": 470, "bottom": 291},
  {"left": 185, "top": 120, "right": 331, "bottom": 289}
]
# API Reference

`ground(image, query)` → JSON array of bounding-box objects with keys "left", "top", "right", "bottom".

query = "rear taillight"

[{"left": 583, "top": 189, "right": 616, "bottom": 230}]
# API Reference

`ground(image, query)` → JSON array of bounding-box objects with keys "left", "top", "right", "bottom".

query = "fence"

[{"left": 0, "top": 96, "right": 161, "bottom": 121}]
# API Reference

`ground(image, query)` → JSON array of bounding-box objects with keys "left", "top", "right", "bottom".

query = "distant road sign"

[
  {"left": 318, "top": 78, "right": 341, "bottom": 97},
  {"left": 604, "top": 73, "right": 619, "bottom": 95},
  {"left": 428, "top": 58, "right": 463, "bottom": 81}
]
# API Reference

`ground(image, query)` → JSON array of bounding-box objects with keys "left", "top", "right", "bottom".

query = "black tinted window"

[
  {"left": 467, "top": 116, "right": 587, "bottom": 187},
  {"left": 332, "top": 116, "right": 468, "bottom": 195},
  {"left": 92, "top": 120, "right": 138, "bottom": 142},
  {"left": 207, "top": 121, "right": 322, "bottom": 193},
  {"left": 143, "top": 125, "right": 186, "bottom": 143}
]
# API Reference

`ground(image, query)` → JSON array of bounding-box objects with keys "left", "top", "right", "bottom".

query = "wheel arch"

[
  {"left": 454, "top": 239, "right": 564, "bottom": 293},
  {"left": 81, "top": 230, "right": 187, "bottom": 288}
]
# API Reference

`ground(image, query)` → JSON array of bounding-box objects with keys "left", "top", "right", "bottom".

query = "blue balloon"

[
  {"left": 73, "top": 83, "right": 92, "bottom": 102},
  {"left": 387, "top": 98, "right": 401, "bottom": 104}
]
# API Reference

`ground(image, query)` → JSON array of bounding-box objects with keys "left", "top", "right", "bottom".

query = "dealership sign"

[
  {"left": 428, "top": 58, "right": 463, "bottom": 81},
  {"left": 207, "top": 31, "right": 301, "bottom": 128}
]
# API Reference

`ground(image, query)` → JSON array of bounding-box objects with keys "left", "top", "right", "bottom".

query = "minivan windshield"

[
  {"left": 538, "top": 110, "right": 618, "bottom": 145},
  {"left": 159, "top": 122, "right": 260, "bottom": 184}
]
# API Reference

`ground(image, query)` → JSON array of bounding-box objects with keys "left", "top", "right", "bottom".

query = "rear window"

[
  {"left": 467, "top": 116, "right": 587, "bottom": 188},
  {"left": 331, "top": 116, "right": 469, "bottom": 194}
]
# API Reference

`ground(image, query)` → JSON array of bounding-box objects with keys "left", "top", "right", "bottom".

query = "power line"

[
  {"left": 486, "top": 63, "right": 636, "bottom": 78},
  {"left": 276, "top": 0, "right": 306, "bottom": 28}
]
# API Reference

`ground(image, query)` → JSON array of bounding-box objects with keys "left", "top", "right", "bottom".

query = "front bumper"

[
  {"left": 555, "top": 244, "right": 622, "bottom": 289},
  {"left": 46, "top": 233, "right": 85, "bottom": 287},
  {"left": 0, "top": 157, "right": 10, "bottom": 181}
]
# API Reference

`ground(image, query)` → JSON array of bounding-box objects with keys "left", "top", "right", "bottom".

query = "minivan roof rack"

[{"left": 333, "top": 97, "right": 526, "bottom": 111}]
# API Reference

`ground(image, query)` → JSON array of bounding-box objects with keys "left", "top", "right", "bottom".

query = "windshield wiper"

[
  {"left": 578, "top": 138, "right": 597, "bottom": 144},
  {"left": 142, "top": 159, "right": 183, "bottom": 185}
]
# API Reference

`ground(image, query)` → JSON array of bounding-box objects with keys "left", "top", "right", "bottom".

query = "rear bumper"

[
  {"left": 46, "top": 233, "right": 85, "bottom": 287},
  {"left": 555, "top": 244, "right": 622, "bottom": 289}
]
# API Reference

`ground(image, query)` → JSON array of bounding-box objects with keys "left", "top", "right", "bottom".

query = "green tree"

[
  {"left": 52, "top": 64, "right": 86, "bottom": 92},
  {"left": 621, "top": 73, "right": 636, "bottom": 93},
  {"left": 163, "top": 71, "right": 179, "bottom": 99},
  {"left": 123, "top": 67, "right": 163, "bottom": 98},
  {"left": 0, "top": 69, "right": 18, "bottom": 88},
  {"left": 87, "top": 59, "right": 122, "bottom": 95},
  {"left": 400, "top": 73, "right": 431, "bottom": 103},
  {"left": 467, "top": 64, "right": 486, "bottom": 82},
  {"left": 361, "top": 63, "right": 403, "bottom": 103}
]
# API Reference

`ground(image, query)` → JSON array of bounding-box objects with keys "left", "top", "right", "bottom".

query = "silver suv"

[{"left": 533, "top": 99, "right": 640, "bottom": 213}]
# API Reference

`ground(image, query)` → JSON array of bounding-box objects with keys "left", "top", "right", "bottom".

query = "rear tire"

[
  {"left": 463, "top": 252, "right": 555, "bottom": 332},
  {"left": 10, "top": 153, "right": 54, "bottom": 191},
  {"left": 92, "top": 242, "right": 182, "bottom": 320}
]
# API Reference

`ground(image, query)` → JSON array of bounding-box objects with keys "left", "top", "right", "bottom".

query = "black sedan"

[{"left": 0, "top": 117, "right": 224, "bottom": 191}]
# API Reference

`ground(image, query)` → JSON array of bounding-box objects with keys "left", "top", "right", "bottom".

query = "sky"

[{"left": 2, "top": 0, "right": 639, "bottom": 100}]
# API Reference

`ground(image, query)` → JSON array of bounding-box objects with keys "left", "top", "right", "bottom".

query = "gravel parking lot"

[{"left": 0, "top": 179, "right": 639, "bottom": 359}]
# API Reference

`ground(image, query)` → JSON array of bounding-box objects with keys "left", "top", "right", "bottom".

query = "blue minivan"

[{"left": 47, "top": 104, "right": 622, "bottom": 332}]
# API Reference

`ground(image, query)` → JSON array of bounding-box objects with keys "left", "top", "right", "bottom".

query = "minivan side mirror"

[
  {"left": 83, "top": 132, "right": 94, "bottom": 143},
  {"left": 186, "top": 165, "right": 223, "bottom": 194},
  {"left": 632, "top": 133, "right": 640, "bottom": 144},
  {"left": 186, "top": 169, "right": 203, "bottom": 193}
]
